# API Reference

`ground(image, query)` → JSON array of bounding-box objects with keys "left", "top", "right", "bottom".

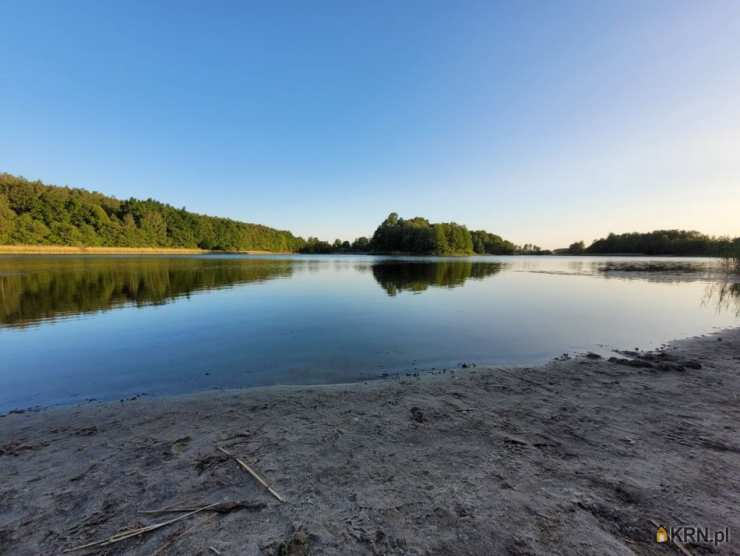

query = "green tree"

[
  {"left": 0, "top": 194, "right": 16, "bottom": 243},
  {"left": 351, "top": 236, "right": 370, "bottom": 251},
  {"left": 568, "top": 241, "right": 586, "bottom": 254},
  {"left": 12, "top": 213, "right": 50, "bottom": 244},
  {"left": 141, "top": 211, "right": 168, "bottom": 246}
]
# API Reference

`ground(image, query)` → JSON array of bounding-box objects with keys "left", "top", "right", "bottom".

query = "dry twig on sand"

[
  {"left": 151, "top": 513, "right": 217, "bottom": 556},
  {"left": 143, "top": 500, "right": 266, "bottom": 515},
  {"left": 63, "top": 502, "right": 220, "bottom": 553},
  {"left": 217, "top": 446, "right": 286, "bottom": 503}
]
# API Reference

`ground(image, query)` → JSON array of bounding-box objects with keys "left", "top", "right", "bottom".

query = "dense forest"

[
  {"left": 369, "top": 213, "right": 516, "bottom": 255},
  {"left": 0, "top": 175, "right": 518, "bottom": 255},
  {"left": 0, "top": 174, "right": 304, "bottom": 252},
  {"left": 581, "top": 230, "right": 740, "bottom": 257}
]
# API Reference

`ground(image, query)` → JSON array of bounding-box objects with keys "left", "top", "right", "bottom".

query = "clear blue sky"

[{"left": 2, "top": 1, "right": 739, "bottom": 248}]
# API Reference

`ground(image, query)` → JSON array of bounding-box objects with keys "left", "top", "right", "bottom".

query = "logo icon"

[{"left": 656, "top": 526, "right": 668, "bottom": 543}]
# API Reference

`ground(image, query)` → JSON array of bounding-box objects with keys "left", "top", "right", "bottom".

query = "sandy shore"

[{"left": 1, "top": 331, "right": 739, "bottom": 555}]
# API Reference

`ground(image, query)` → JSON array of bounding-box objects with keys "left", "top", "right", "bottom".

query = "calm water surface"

[{"left": 1, "top": 255, "right": 738, "bottom": 412}]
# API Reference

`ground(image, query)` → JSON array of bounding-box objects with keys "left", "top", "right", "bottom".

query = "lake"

[{"left": 1, "top": 254, "right": 738, "bottom": 413}]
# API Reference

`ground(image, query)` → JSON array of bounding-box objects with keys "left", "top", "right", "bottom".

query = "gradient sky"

[{"left": 2, "top": 1, "right": 739, "bottom": 248}]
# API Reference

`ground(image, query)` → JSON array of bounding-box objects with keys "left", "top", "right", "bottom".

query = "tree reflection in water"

[
  {"left": 371, "top": 260, "right": 503, "bottom": 296},
  {"left": 0, "top": 257, "right": 293, "bottom": 328}
]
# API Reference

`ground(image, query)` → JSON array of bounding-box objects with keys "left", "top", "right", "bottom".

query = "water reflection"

[
  {"left": 2, "top": 257, "right": 738, "bottom": 329},
  {"left": 0, "top": 256, "right": 293, "bottom": 328},
  {"left": 371, "top": 261, "right": 503, "bottom": 296},
  {"left": 0, "top": 257, "right": 511, "bottom": 327},
  {"left": 1, "top": 254, "right": 738, "bottom": 412}
]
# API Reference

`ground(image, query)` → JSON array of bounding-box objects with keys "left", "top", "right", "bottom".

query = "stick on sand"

[
  {"left": 218, "top": 446, "right": 286, "bottom": 503},
  {"left": 63, "top": 502, "right": 220, "bottom": 553}
]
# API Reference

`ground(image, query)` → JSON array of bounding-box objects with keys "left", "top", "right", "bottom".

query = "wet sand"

[{"left": 1, "top": 330, "right": 739, "bottom": 555}]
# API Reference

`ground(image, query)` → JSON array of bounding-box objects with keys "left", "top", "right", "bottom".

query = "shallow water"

[{"left": 1, "top": 254, "right": 738, "bottom": 412}]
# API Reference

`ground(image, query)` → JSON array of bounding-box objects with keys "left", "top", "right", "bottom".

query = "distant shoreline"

[
  {"left": 0, "top": 245, "right": 290, "bottom": 255},
  {"left": 0, "top": 245, "right": 728, "bottom": 258}
]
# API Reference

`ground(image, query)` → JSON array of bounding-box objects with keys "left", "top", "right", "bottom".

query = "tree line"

[
  {"left": 3, "top": 173, "right": 737, "bottom": 259},
  {"left": 0, "top": 173, "right": 304, "bottom": 252},
  {"left": 564, "top": 230, "right": 740, "bottom": 257},
  {"left": 0, "top": 175, "right": 520, "bottom": 255}
]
